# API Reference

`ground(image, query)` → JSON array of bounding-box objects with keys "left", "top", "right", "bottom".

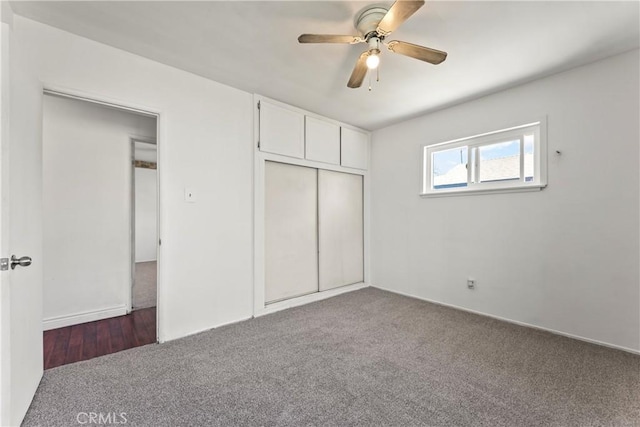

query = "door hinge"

[
  {"left": 0, "top": 258, "right": 8, "bottom": 271},
  {"left": 159, "top": 239, "right": 162, "bottom": 246},
  {"left": 257, "top": 101, "right": 261, "bottom": 149}
]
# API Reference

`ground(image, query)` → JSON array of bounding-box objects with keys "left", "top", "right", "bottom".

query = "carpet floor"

[
  {"left": 23, "top": 288, "right": 640, "bottom": 426},
  {"left": 133, "top": 261, "right": 157, "bottom": 310}
]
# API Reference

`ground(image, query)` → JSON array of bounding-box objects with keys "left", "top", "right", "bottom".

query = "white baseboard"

[
  {"left": 159, "top": 315, "right": 253, "bottom": 344},
  {"left": 43, "top": 305, "right": 128, "bottom": 330},
  {"left": 372, "top": 285, "right": 640, "bottom": 356},
  {"left": 254, "top": 282, "right": 369, "bottom": 318}
]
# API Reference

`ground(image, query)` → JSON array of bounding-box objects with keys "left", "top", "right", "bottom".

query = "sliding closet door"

[
  {"left": 318, "top": 170, "right": 364, "bottom": 291},
  {"left": 265, "top": 162, "right": 319, "bottom": 303}
]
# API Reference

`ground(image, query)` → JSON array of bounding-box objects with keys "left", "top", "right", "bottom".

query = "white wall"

[
  {"left": 13, "top": 16, "right": 254, "bottom": 341},
  {"left": 42, "top": 95, "right": 156, "bottom": 326},
  {"left": 371, "top": 49, "right": 640, "bottom": 352},
  {"left": 135, "top": 166, "right": 157, "bottom": 263}
]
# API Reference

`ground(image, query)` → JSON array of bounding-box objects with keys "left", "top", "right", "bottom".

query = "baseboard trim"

[
  {"left": 160, "top": 315, "right": 253, "bottom": 343},
  {"left": 43, "top": 305, "right": 128, "bottom": 330},
  {"left": 255, "top": 282, "right": 369, "bottom": 318},
  {"left": 372, "top": 285, "right": 640, "bottom": 356}
]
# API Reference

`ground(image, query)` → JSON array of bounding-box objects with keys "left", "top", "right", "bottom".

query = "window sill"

[{"left": 420, "top": 184, "right": 547, "bottom": 198}]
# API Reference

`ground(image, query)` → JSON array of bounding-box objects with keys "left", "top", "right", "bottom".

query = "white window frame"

[{"left": 421, "top": 119, "right": 547, "bottom": 197}]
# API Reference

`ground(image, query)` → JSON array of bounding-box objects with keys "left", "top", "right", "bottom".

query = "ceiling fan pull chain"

[{"left": 368, "top": 72, "right": 372, "bottom": 91}]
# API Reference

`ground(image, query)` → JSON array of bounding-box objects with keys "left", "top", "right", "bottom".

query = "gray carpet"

[
  {"left": 23, "top": 288, "right": 640, "bottom": 426},
  {"left": 133, "top": 261, "right": 156, "bottom": 310}
]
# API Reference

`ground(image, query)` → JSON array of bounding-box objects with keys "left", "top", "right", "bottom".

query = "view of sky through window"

[
  {"left": 432, "top": 146, "right": 468, "bottom": 176},
  {"left": 479, "top": 139, "right": 519, "bottom": 160}
]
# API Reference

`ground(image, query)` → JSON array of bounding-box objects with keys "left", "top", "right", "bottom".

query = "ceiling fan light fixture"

[
  {"left": 298, "top": 0, "right": 447, "bottom": 89},
  {"left": 366, "top": 51, "right": 380, "bottom": 69},
  {"left": 365, "top": 36, "right": 381, "bottom": 69}
]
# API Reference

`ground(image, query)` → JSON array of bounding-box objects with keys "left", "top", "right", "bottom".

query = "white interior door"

[
  {"left": 265, "top": 161, "right": 318, "bottom": 303},
  {"left": 0, "top": 21, "right": 44, "bottom": 426},
  {"left": 318, "top": 170, "right": 364, "bottom": 291}
]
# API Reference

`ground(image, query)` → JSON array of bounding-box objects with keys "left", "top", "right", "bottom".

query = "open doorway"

[{"left": 41, "top": 92, "right": 159, "bottom": 369}]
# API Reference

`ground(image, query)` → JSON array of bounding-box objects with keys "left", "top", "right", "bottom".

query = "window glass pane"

[
  {"left": 432, "top": 146, "right": 468, "bottom": 189},
  {"left": 524, "top": 134, "right": 534, "bottom": 182},
  {"left": 478, "top": 139, "right": 520, "bottom": 183}
]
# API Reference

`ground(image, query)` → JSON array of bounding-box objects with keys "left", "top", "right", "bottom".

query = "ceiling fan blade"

[
  {"left": 298, "top": 34, "right": 363, "bottom": 44},
  {"left": 387, "top": 40, "right": 447, "bottom": 64},
  {"left": 347, "top": 52, "right": 369, "bottom": 88},
  {"left": 376, "top": 0, "right": 425, "bottom": 36}
]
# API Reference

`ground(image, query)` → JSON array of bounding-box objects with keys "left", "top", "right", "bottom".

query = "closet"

[
  {"left": 264, "top": 162, "right": 364, "bottom": 303},
  {"left": 256, "top": 95, "right": 369, "bottom": 310}
]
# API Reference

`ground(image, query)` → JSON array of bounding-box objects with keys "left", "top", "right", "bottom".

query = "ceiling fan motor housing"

[{"left": 355, "top": 7, "right": 388, "bottom": 39}]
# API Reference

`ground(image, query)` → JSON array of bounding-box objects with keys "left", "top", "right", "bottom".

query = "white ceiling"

[{"left": 10, "top": 1, "right": 640, "bottom": 130}]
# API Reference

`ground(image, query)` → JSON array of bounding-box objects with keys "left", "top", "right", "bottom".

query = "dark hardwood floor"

[{"left": 43, "top": 307, "right": 156, "bottom": 370}]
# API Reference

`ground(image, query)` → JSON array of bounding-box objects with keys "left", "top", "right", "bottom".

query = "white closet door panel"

[
  {"left": 305, "top": 116, "right": 340, "bottom": 164},
  {"left": 318, "top": 170, "right": 364, "bottom": 291},
  {"left": 260, "top": 101, "right": 305, "bottom": 158},
  {"left": 265, "top": 162, "right": 318, "bottom": 303}
]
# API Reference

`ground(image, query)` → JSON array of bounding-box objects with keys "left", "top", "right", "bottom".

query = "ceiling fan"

[{"left": 298, "top": 0, "right": 447, "bottom": 89}]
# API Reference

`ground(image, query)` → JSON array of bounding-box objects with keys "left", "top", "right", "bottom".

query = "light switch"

[{"left": 185, "top": 188, "right": 196, "bottom": 203}]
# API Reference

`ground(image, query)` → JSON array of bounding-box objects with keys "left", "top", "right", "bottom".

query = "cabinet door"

[
  {"left": 305, "top": 116, "right": 340, "bottom": 165},
  {"left": 340, "top": 127, "right": 368, "bottom": 170},
  {"left": 259, "top": 101, "right": 304, "bottom": 158},
  {"left": 265, "top": 162, "right": 319, "bottom": 303},
  {"left": 318, "top": 170, "right": 364, "bottom": 291}
]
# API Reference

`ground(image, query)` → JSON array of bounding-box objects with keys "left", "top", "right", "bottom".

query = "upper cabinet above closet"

[
  {"left": 258, "top": 100, "right": 305, "bottom": 159},
  {"left": 256, "top": 96, "right": 369, "bottom": 170},
  {"left": 305, "top": 116, "right": 340, "bottom": 165},
  {"left": 341, "top": 127, "right": 369, "bottom": 170}
]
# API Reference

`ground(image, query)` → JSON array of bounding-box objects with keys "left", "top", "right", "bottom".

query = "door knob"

[{"left": 11, "top": 255, "right": 32, "bottom": 270}]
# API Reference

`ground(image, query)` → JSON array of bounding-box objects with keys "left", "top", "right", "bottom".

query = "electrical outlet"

[{"left": 467, "top": 278, "right": 476, "bottom": 289}]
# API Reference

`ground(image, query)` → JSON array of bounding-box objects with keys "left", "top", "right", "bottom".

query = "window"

[{"left": 422, "top": 120, "right": 546, "bottom": 196}]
